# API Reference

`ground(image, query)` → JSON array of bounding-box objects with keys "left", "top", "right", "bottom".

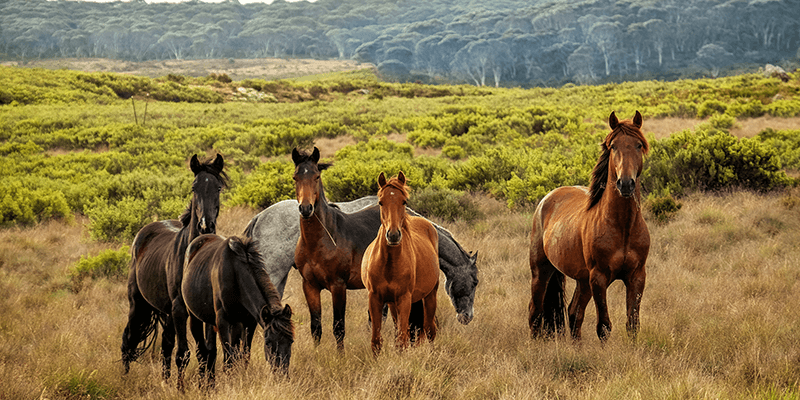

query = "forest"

[{"left": 1, "top": 0, "right": 798, "bottom": 86}]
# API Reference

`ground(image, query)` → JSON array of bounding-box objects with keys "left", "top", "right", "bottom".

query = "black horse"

[
  {"left": 120, "top": 154, "right": 226, "bottom": 391},
  {"left": 182, "top": 234, "right": 294, "bottom": 384}
]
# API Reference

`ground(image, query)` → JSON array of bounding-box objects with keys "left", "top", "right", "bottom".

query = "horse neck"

[{"left": 597, "top": 180, "right": 643, "bottom": 230}]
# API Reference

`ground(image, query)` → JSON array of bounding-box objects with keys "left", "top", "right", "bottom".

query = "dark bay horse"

[
  {"left": 182, "top": 234, "right": 294, "bottom": 383},
  {"left": 121, "top": 154, "right": 226, "bottom": 384},
  {"left": 362, "top": 172, "right": 439, "bottom": 355},
  {"left": 528, "top": 111, "right": 651, "bottom": 341},
  {"left": 243, "top": 196, "right": 478, "bottom": 325},
  {"left": 292, "top": 147, "right": 384, "bottom": 350}
]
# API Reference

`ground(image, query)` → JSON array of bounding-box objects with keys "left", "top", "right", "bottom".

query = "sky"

[{"left": 73, "top": 0, "right": 311, "bottom": 3}]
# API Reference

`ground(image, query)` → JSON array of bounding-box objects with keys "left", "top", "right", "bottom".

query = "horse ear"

[
  {"left": 397, "top": 170, "right": 406, "bottom": 185},
  {"left": 212, "top": 153, "right": 224, "bottom": 172},
  {"left": 378, "top": 172, "right": 387, "bottom": 188},
  {"left": 609, "top": 111, "right": 619, "bottom": 130},
  {"left": 190, "top": 154, "right": 201, "bottom": 174},
  {"left": 261, "top": 306, "right": 273, "bottom": 324},
  {"left": 281, "top": 304, "right": 292, "bottom": 318},
  {"left": 633, "top": 110, "right": 643, "bottom": 128},
  {"left": 311, "top": 147, "right": 320, "bottom": 163},
  {"left": 291, "top": 148, "right": 302, "bottom": 166},
  {"left": 471, "top": 251, "right": 478, "bottom": 262}
]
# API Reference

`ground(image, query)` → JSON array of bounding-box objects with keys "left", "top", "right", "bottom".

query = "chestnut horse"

[
  {"left": 528, "top": 111, "right": 650, "bottom": 341},
  {"left": 292, "top": 147, "right": 380, "bottom": 350},
  {"left": 121, "top": 154, "right": 226, "bottom": 387},
  {"left": 182, "top": 234, "right": 294, "bottom": 384},
  {"left": 362, "top": 172, "right": 439, "bottom": 355}
]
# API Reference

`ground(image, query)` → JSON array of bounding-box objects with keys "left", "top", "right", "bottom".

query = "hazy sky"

[{"left": 77, "top": 0, "right": 311, "bottom": 3}]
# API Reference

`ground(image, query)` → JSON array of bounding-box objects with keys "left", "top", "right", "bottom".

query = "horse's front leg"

[
  {"left": 624, "top": 266, "right": 646, "bottom": 338},
  {"left": 301, "top": 279, "right": 323, "bottom": 346},
  {"left": 567, "top": 279, "right": 592, "bottom": 340},
  {"left": 395, "top": 292, "right": 412, "bottom": 350},
  {"left": 368, "top": 292, "right": 383, "bottom": 356},
  {"left": 160, "top": 314, "right": 176, "bottom": 381},
  {"left": 330, "top": 283, "right": 347, "bottom": 351},
  {"left": 589, "top": 270, "right": 612, "bottom": 341},
  {"left": 171, "top": 299, "right": 191, "bottom": 392},
  {"left": 421, "top": 282, "right": 438, "bottom": 343}
]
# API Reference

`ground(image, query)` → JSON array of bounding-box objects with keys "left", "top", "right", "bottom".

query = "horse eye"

[{"left": 637, "top": 143, "right": 643, "bottom": 150}]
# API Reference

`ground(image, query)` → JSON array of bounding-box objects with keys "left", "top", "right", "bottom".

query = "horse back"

[
  {"left": 183, "top": 234, "right": 225, "bottom": 324},
  {"left": 130, "top": 220, "right": 182, "bottom": 313}
]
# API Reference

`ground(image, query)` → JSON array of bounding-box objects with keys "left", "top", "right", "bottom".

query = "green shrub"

[
  {"left": 0, "top": 178, "right": 73, "bottom": 226},
  {"left": 408, "top": 186, "right": 483, "bottom": 223},
  {"left": 228, "top": 161, "right": 295, "bottom": 209},
  {"left": 645, "top": 193, "right": 683, "bottom": 223},
  {"left": 69, "top": 246, "right": 131, "bottom": 282},
  {"left": 697, "top": 99, "right": 727, "bottom": 117},
  {"left": 643, "top": 128, "right": 793, "bottom": 196},
  {"left": 754, "top": 128, "right": 800, "bottom": 170},
  {"left": 85, "top": 197, "right": 150, "bottom": 242}
]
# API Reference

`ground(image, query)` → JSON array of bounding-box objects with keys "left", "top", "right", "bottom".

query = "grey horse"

[{"left": 243, "top": 196, "right": 478, "bottom": 325}]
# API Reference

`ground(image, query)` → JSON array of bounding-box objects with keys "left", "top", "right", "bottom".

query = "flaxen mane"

[{"left": 587, "top": 119, "right": 650, "bottom": 210}]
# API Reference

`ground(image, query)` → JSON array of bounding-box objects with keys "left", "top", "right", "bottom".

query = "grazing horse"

[
  {"left": 528, "top": 111, "right": 650, "bottom": 341},
  {"left": 182, "top": 234, "right": 294, "bottom": 384},
  {"left": 362, "top": 172, "right": 439, "bottom": 355},
  {"left": 242, "top": 196, "right": 478, "bottom": 325},
  {"left": 121, "top": 154, "right": 226, "bottom": 385},
  {"left": 292, "top": 147, "right": 388, "bottom": 350}
]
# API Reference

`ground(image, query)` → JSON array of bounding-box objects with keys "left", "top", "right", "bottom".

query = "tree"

[
  {"left": 694, "top": 43, "right": 733, "bottom": 78},
  {"left": 588, "top": 21, "right": 622, "bottom": 76}
]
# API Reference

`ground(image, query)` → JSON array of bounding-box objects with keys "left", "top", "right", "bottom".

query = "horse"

[
  {"left": 293, "top": 147, "right": 391, "bottom": 350},
  {"left": 362, "top": 172, "right": 439, "bottom": 355},
  {"left": 242, "top": 196, "right": 478, "bottom": 325},
  {"left": 121, "top": 154, "right": 227, "bottom": 387},
  {"left": 182, "top": 234, "right": 294, "bottom": 384},
  {"left": 528, "top": 111, "right": 650, "bottom": 341}
]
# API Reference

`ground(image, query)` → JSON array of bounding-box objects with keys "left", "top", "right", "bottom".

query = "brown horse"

[
  {"left": 182, "top": 234, "right": 294, "bottom": 384},
  {"left": 528, "top": 111, "right": 650, "bottom": 341},
  {"left": 292, "top": 147, "right": 386, "bottom": 350},
  {"left": 121, "top": 154, "right": 226, "bottom": 386},
  {"left": 362, "top": 172, "right": 439, "bottom": 355}
]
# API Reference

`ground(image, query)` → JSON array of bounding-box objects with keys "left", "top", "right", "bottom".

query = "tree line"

[{"left": 2, "top": 0, "right": 798, "bottom": 86}]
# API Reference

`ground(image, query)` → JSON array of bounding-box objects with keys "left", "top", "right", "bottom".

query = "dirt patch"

[{"left": 1, "top": 57, "right": 373, "bottom": 81}]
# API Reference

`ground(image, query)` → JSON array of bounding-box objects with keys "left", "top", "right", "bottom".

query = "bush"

[
  {"left": 408, "top": 186, "right": 483, "bottom": 223},
  {"left": 645, "top": 193, "right": 683, "bottom": 223},
  {"left": 0, "top": 178, "right": 73, "bottom": 226},
  {"left": 69, "top": 246, "right": 131, "bottom": 283},
  {"left": 85, "top": 197, "right": 150, "bottom": 242},
  {"left": 228, "top": 161, "right": 295, "bottom": 209}
]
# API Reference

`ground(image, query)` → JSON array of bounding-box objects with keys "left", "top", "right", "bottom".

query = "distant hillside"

[{"left": 2, "top": 0, "right": 798, "bottom": 87}]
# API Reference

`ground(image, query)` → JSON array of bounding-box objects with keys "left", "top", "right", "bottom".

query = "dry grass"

[{"left": 2, "top": 190, "right": 800, "bottom": 399}]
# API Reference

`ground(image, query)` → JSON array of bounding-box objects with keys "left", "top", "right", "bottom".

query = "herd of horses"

[{"left": 120, "top": 111, "right": 651, "bottom": 390}]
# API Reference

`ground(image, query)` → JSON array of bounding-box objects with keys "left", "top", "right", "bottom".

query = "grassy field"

[{"left": 2, "top": 188, "right": 800, "bottom": 399}]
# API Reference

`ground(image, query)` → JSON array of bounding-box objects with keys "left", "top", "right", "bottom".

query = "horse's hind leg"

[
  {"left": 528, "top": 261, "right": 555, "bottom": 338},
  {"left": 421, "top": 282, "right": 439, "bottom": 343},
  {"left": 203, "top": 323, "right": 217, "bottom": 388},
  {"left": 172, "top": 300, "right": 192, "bottom": 392},
  {"left": 121, "top": 277, "right": 155, "bottom": 374},
  {"left": 160, "top": 315, "right": 176, "bottom": 380},
  {"left": 567, "top": 279, "right": 592, "bottom": 340},
  {"left": 624, "top": 267, "right": 646, "bottom": 338},
  {"left": 190, "top": 317, "right": 209, "bottom": 380}
]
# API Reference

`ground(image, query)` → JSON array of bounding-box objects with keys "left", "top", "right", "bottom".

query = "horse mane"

[
  {"left": 587, "top": 119, "right": 650, "bottom": 210},
  {"left": 179, "top": 155, "right": 230, "bottom": 226}
]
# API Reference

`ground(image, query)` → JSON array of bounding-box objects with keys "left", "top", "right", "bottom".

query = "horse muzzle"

[
  {"left": 298, "top": 204, "right": 314, "bottom": 219},
  {"left": 615, "top": 178, "right": 636, "bottom": 198},
  {"left": 386, "top": 229, "right": 402, "bottom": 246},
  {"left": 457, "top": 310, "right": 474, "bottom": 325}
]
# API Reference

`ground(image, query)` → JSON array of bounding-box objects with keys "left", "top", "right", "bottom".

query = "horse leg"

[
  {"left": 624, "top": 267, "right": 646, "bottom": 338},
  {"left": 368, "top": 292, "right": 384, "bottom": 356},
  {"left": 160, "top": 315, "right": 176, "bottom": 381},
  {"left": 528, "top": 263, "right": 555, "bottom": 338},
  {"left": 229, "top": 322, "right": 245, "bottom": 366},
  {"left": 567, "top": 279, "right": 593, "bottom": 340},
  {"left": 330, "top": 284, "right": 347, "bottom": 351},
  {"left": 421, "top": 282, "right": 439, "bottom": 343},
  {"left": 171, "top": 299, "right": 191, "bottom": 393},
  {"left": 408, "top": 301, "right": 424, "bottom": 343},
  {"left": 121, "top": 278, "right": 154, "bottom": 374},
  {"left": 204, "top": 323, "right": 217, "bottom": 389},
  {"left": 301, "top": 279, "right": 323, "bottom": 346},
  {"left": 190, "top": 317, "right": 208, "bottom": 381},
  {"left": 589, "top": 270, "right": 612, "bottom": 341},
  {"left": 395, "top": 293, "right": 412, "bottom": 350},
  {"left": 216, "top": 313, "right": 235, "bottom": 371},
  {"left": 243, "top": 320, "right": 257, "bottom": 368}
]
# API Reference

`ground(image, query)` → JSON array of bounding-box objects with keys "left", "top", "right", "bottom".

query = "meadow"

[{"left": 1, "top": 65, "right": 800, "bottom": 399}]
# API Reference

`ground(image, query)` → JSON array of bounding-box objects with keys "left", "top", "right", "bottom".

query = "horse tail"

[
  {"left": 542, "top": 270, "right": 566, "bottom": 337},
  {"left": 121, "top": 267, "right": 165, "bottom": 369}
]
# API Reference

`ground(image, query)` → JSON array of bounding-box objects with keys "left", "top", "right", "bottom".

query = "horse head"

[
  {"left": 447, "top": 250, "right": 478, "bottom": 325},
  {"left": 292, "top": 147, "right": 330, "bottom": 219},
  {"left": 188, "top": 154, "right": 226, "bottom": 235},
  {"left": 606, "top": 111, "right": 649, "bottom": 198},
  {"left": 377, "top": 171, "right": 409, "bottom": 247},
  {"left": 261, "top": 304, "right": 294, "bottom": 373}
]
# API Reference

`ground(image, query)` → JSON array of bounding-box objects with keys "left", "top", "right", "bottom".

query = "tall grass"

[{"left": 1, "top": 191, "right": 799, "bottom": 399}]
